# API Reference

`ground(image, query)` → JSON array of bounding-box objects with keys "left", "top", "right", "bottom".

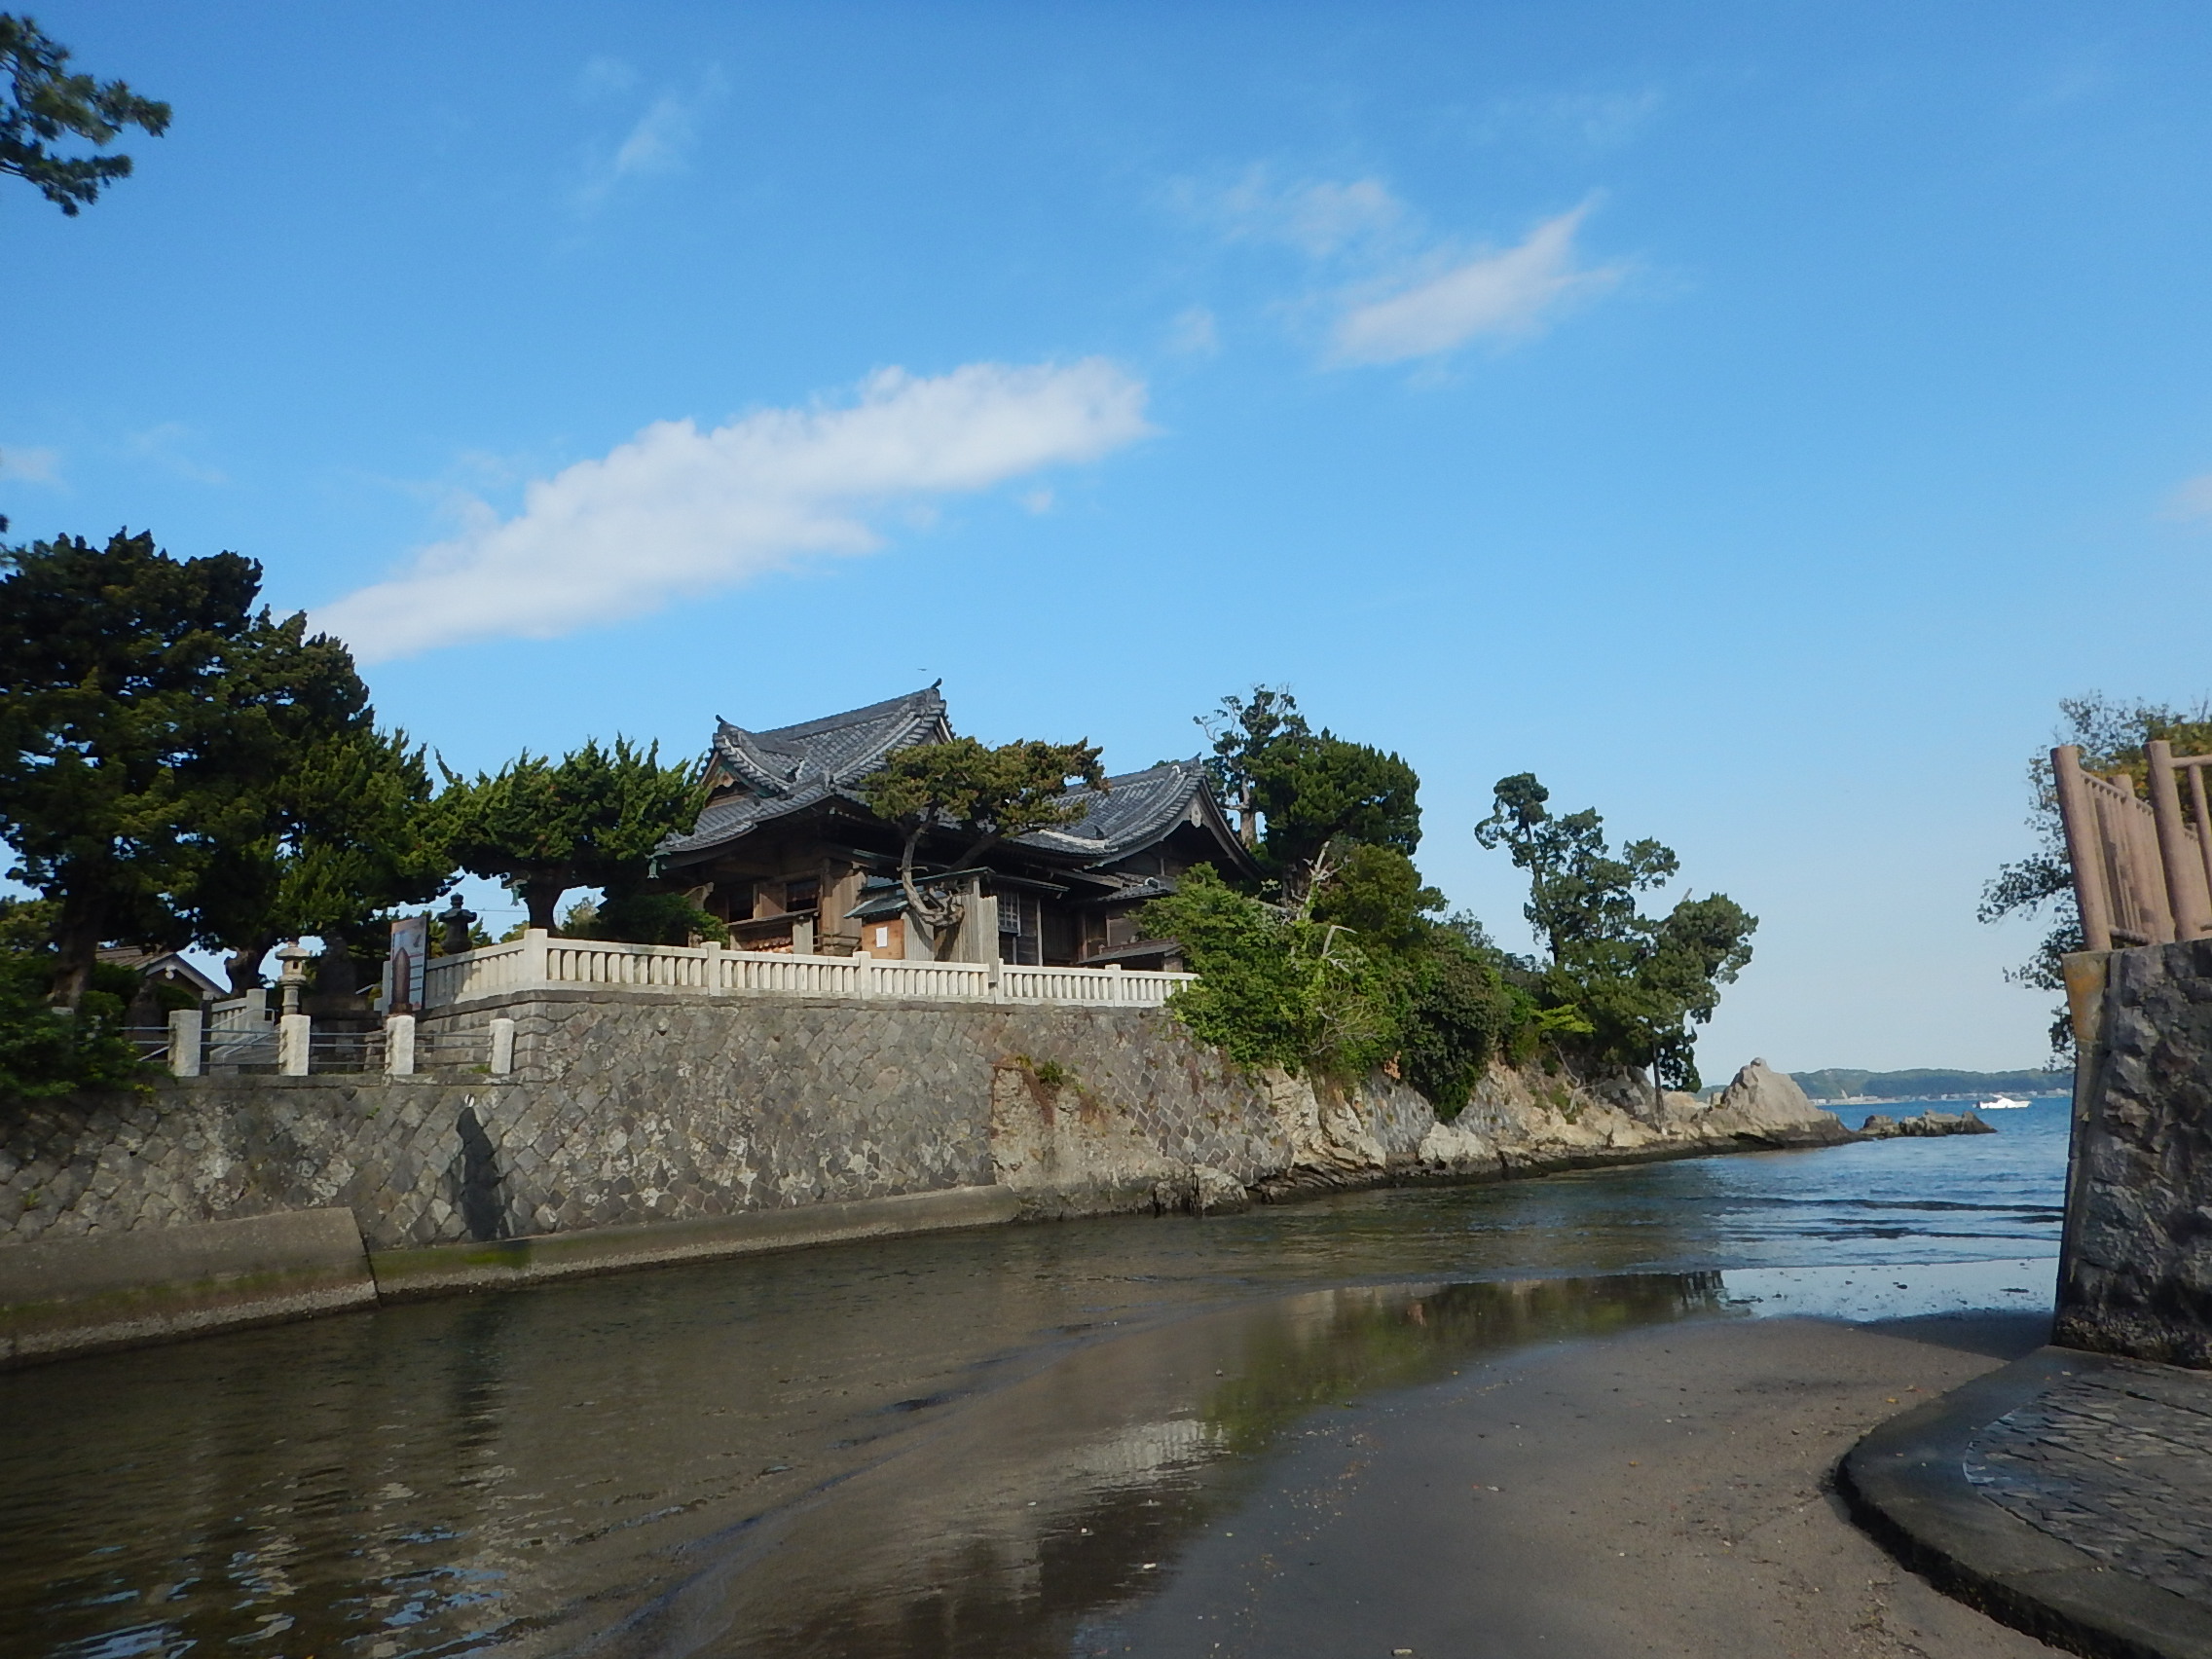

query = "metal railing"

[{"left": 2054, "top": 740, "right": 2212, "bottom": 949}]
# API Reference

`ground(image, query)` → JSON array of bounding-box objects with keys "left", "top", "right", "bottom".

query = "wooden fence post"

[
  {"left": 2052, "top": 745, "right": 2115, "bottom": 951},
  {"left": 2147, "top": 740, "right": 2212, "bottom": 939}
]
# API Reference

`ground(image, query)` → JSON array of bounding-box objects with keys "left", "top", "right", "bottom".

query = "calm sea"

[{"left": 0, "top": 1090, "right": 2072, "bottom": 1659}]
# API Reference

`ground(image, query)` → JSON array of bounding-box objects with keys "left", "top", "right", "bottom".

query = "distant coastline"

[{"left": 1787, "top": 1066, "right": 2067, "bottom": 1103}]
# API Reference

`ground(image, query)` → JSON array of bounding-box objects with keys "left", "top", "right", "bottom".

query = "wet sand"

[{"left": 1103, "top": 1311, "right": 2062, "bottom": 1658}]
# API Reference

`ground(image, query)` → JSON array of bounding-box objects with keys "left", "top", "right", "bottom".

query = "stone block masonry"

[
  {"left": 1, "top": 989, "right": 1852, "bottom": 1362},
  {"left": 2057, "top": 941, "right": 2212, "bottom": 1369}
]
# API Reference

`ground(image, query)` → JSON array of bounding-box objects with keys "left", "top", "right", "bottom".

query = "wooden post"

[
  {"left": 2052, "top": 746, "right": 2115, "bottom": 951},
  {"left": 2147, "top": 741, "right": 2212, "bottom": 939},
  {"left": 2191, "top": 762, "right": 2212, "bottom": 911}
]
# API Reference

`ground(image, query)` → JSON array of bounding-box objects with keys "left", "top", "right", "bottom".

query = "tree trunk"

[
  {"left": 315, "top": 926, "right": 361, "bottom": 999},
  {"left": 520, "top": 878, "right": 566, "bottom": 934},
  {"left": 225, "top": 935, "right": 276, "bottom": 994},
  {"left": 49, "top": 896, "right": 102, "bottom": 1012}
]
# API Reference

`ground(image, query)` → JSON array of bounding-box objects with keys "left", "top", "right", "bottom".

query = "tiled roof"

[
  {"left": 657, "top": 686, "right": 950, "bottom": 859},
  {"left": 656, "top": 691, "right": 1252, "bottom": 876},
  {"left": 1014, "top": 760, "right": 1215, "bottom": 866}
]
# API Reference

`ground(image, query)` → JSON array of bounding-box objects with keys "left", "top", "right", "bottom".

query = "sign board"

[{"left": 386, "top": 915, "right": 428, "bottom": 1010}]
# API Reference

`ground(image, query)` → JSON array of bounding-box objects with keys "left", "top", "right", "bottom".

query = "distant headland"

[{"left": 1788, "top": 1066, "right": 2064, "bottom": 1102}]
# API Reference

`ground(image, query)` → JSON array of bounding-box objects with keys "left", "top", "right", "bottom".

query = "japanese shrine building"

[{"left": 651, "top": 686, "right": 1257, "bottom": 970}]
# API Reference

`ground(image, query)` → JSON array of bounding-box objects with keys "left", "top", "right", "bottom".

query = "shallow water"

[{"left": 0, "top": 1094, "right": 2071, "bottom": 1659}]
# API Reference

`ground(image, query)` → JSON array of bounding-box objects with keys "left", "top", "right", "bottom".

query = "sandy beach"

[{"left": 1103, "top": 1310, "right": 2061, "bottom": 1658}]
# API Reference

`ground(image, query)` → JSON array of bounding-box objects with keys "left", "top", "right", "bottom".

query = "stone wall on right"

[{"left": 2056, "top": 940, "right": 2212, "bottom": 1369}]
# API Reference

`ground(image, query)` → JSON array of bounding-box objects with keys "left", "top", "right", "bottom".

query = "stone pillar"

[
  {"left": 489, "top": 1016, "right": 516, "bottom": 1076},
  {"left": 793, "top": 916, "right": 816, "bottom": 956},
  {"left": 278, "top": 1012, "right": 311, "bottom": 1076},
  {"left": 384, "top": 1013, "right": 416, "bottom": 1076},
  {"left": 520, "top": 928, "right": 550, "bottom": 991},
  {"left": 167, "top": 1007, "right": 203, "bottom": 1077}
]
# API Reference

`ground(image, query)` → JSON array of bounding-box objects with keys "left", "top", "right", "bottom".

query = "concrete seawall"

[{"left": 1, "top": 992, "right": 1851, "bottom": 1366}]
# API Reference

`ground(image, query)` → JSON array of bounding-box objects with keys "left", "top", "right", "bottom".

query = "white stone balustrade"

[{"left": 413, "top": 930, "right": 1195, "bottom": 1013}]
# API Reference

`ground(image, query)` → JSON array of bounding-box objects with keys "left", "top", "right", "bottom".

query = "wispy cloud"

[
  {"left": 1332, "top": 204, "right": 1621, "bottom": 364},
  {"left": 575, "top": 68, "right": 724, "bottom": 210},
  {"left": 1167, "top": 306, "right": 1220, "bottom": 356},
  {"left": 315, "top": 359, "right": 1153, "bottom": 662},
  {"left": 1172, "top": 168, "right": 1624, "bottom": 367},
  {"left": 129, "top": 423, "right": 228, "bottom": 485},
  {"left": 0, "top": 445, "right": 62, "bottom": 484},
  {"left": 2162, "top": 473, "right": 2212, "bottom": 522},
  {"left": 1202, "top": 169, "right": 1407, "bottom": 258}
]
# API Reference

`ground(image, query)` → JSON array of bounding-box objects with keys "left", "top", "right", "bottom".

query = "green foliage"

[
  {"left": 1476, "top": 773, "right": 1754, "bottom": 1095},
  {"left": 1139, "top": 865, "right": 1406, "bottom": 1081},
  {"left": 438, "top": 738, "right": 705, "bottom": 932},
  {"left": 0, "top": 530, "right": 373, "bottom": 1006},
  {"left": 1197, "top": 684, "right": 1309, "bottom": 846},
  {"left": 0, "top": 15, "right": 168, "bottom": 215},
  {"left": 562, "top": 889, "right": 729, "bottom": 947},
  {"left": 864, "top": 735, "right": 1105, "bottom": 949},
  {"left": 1310, "top": 843, "right": 1442, "bottom": 945},
  {"left": 864, "top": 736, "right": 1106, "bottom": 847},
  {"left": 1193, "top": 685, "right": 1419, "bottom": 900},
  {"left": 0, "top": 901, "right": 148, "bottom": 1102},
  {"left": 1394, "top": 929, "right": 1532, "bottom": 1118},
  {"left": 1981, "top": 693, "right": 2212, "bottom": 1055},
  {"left": 1254, "top": 732, "right": 1421, "bottom": 900}
]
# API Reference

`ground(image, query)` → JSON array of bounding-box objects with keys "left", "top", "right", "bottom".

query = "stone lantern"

[{"left": 275, "top": 940, "right": 314, "bottom": 1015}]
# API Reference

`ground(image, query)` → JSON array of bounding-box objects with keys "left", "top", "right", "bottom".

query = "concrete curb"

[
  {"left": 367, "top": 1185, "right": 1021, "bottom": 1299},
  {"left": 0, "top": 1207, "right": 378, "bottom": 1367},
  {"left": 1838, "top": 1346, "right": 2212, "bottom": 1659},
  {"left": 0, "top": 1187, "right": 1026, "bottom": 1367}
]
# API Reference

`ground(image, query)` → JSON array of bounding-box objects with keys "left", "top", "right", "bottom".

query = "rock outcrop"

[
  {"left": 1858, "top": 1110, "right": 1995, "bottom": 1138},
  {"left": 1695, "top": 1059, "right": 1856, "bottom": 1147}
]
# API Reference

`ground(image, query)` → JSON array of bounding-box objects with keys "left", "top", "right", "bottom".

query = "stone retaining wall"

[
  {"left": 2057, "top": 942, "right": 2212, "bottom": 1369},
  {"left": 3, "top": 990, "right": 1848, "bottom": 1259}
]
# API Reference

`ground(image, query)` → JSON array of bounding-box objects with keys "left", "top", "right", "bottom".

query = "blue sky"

[{"left": 9, "top": 2, "right": 2212, "bottom": 1073}]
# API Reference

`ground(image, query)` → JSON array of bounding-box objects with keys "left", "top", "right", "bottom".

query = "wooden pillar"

[
  {"left": 2147, "top": 741, "right": 2212, "bottom": 939},
  {"left": 2052, "top": 745, "right": 2115, "bottom": 951}
]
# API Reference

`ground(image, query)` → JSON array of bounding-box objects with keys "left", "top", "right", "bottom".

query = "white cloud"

[
  {"left": 0, "top": 445, "right": 61, "bottom": 484},
  {"left": 316, "top": 359, "right": 1153, "bottom": 662},
  {"left": 1331, "top": 205, "right": 1621, "bottom": 365}
]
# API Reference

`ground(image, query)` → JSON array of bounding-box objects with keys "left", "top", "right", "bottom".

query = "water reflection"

[
  {"left": 603, "top": 1273, "right": 1728, "bottom": 1659},
  {"left": 0, "top": 1109, "right": 2067, "bottom": 1659}
]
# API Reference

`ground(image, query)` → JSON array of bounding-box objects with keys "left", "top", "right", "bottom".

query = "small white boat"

[{"left": 1976, "top": 1095, "right": 2031, "bottom": 1110}]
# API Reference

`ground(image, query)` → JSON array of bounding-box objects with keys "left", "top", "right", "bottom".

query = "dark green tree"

[
  {"left": 1197, "top": 684, "right": 1309, "bottom": 849},
  {"left": 1, "top": 15, "right": 168, "bottom": 214},
  {"left": 208, "top": 728, "right": 455, "bottom": 994},
  {"left": 437, "top": 739, "right": 705, "bottom": 933},
  {"left": 1253, "top": 735, "right": 1421, "bottom": 904},
  {"left": 1476, "top": 773, "right": 1754, "bottom": 1105},
  {"left": 863, "top": 736, "right": 1106, "bottom": 955},
  {"left": 0, "top": 531, "right": 371, "bottom": 1008},
  {"left": 0, "top": 898, "right": 148, "bottom": 1099}
]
